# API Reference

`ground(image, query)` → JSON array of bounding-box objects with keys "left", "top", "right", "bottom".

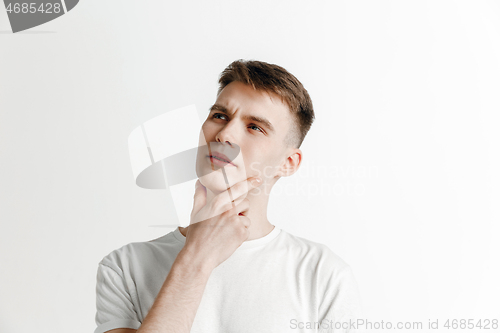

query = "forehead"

[{"left": 214, "top": 81, "right": 291, "bottom": 133}]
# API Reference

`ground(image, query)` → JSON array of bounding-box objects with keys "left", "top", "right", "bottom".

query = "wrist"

[{"left": 175, "top": 247, "right": 215, "bottom": 277}]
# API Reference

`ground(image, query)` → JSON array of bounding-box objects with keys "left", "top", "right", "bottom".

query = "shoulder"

[
  {"left": 98, "top": 231, "right": 182, "bottom": 275},
  {"left": 278, "top": 229, "right": 351, "bottom": 273}
]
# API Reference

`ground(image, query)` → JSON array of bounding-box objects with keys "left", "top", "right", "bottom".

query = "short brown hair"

[{"left": 217, "top": 59, "right": 315, "bottom": 149}]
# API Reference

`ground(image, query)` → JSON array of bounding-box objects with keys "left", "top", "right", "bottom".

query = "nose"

[{"left": 215, "top": 126, "right": 235, "bottom": 147}]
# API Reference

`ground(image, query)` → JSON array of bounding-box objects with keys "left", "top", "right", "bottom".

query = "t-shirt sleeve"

[
  {"left": 318, "top": 263, "right": 363, "bottom": 333},
  {"left": 94, "top": 262, "right": 142, "bottom": 333}
]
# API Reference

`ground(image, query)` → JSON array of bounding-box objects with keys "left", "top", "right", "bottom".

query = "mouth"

[{"left": 206, "top": 152, "right": 236, "bottom": 167}]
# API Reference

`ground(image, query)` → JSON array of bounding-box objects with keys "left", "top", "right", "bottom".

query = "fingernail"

[{"left": 252, "top": 177, "right": 262, "bottom": 185}]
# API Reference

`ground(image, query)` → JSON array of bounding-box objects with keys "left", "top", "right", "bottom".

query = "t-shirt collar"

[{"left": 173, "top": 225, "right": 281, "bottom": 251}]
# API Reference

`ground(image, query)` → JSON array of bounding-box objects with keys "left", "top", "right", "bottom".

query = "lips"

[{"left": 207, "top": 151, "right": 236, "bottom": 166}]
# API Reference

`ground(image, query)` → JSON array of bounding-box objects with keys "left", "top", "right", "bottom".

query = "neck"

[{"left": 180, "top": 182, "right": 275, "bottom": 240}]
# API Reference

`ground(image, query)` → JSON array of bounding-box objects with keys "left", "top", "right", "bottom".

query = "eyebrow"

[{"left": 208, "top": 104, "right": 275, "bottom": 133}]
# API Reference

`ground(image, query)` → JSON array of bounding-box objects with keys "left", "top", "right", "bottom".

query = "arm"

[
  {"left": 135, "top": 178, "right": 261, "bottom": 332},
  {"left": 95, "top": 177, "right": 262, "bottom": 333},
  {"left": 137, "top": 180, "right": 260, "bottom": 333},
  {"left": 97, "top": 244, "right": 214, "bottom": 333},
  {"left": 136, "top": 247, "right": 213, "bottom": 333}
]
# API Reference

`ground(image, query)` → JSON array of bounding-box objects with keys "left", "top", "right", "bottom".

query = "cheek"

[
  {"left": 201, "top": 122, "right": 218, "bottom": 138},
  {"left": 244, "top": 154, "right": 280, "bottom": 179},
  {"left": 198, "top": 129, "right": 207, "bottom": 145}
]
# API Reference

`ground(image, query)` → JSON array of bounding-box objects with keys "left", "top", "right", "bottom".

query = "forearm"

[{"left": 137, "top": 248, "right": 213, "bottom": 333}]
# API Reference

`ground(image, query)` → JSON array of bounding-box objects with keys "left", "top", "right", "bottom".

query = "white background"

[{"left": 1, "top": 1, "right": 499, "bottom": 332}]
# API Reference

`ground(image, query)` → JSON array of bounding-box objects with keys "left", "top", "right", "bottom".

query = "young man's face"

[{"left": 196, "top": 80, "right": 299, "bottom": 193}]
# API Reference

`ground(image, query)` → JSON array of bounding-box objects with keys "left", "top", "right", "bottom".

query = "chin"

[
  {"left": 198, "top": 168, "right": 248, "bottom": 193},
  {"left": 197, "top": 172, "right": 230, "bottom": 193}
]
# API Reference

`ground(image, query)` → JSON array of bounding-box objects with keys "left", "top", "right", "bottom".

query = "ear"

[{"left": 276, "top": 148, "right": 302, "bottom": 178}]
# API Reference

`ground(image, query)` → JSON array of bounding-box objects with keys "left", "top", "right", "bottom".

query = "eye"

[
  {"left": 249, "top": 124, "right": 264, "bottom": 133},
  {"left": 211, "top": 113, "right": 264, "bottom": 133},
  {"left": 212, "top": 113, "right": 227, "bottom": 120}
]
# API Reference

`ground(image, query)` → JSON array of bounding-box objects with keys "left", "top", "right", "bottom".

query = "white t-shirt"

[{"left": 94, "top": 226, "right": 362, "bottom": 333}]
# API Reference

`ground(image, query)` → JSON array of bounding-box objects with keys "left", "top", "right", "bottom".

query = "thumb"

[{"left": 190, "top": 179, "right": 207, "bottom": 220}]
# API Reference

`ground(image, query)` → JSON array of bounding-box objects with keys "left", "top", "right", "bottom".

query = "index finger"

[{"left": 226, "top": 176, "right": 263, "bottom": 203}]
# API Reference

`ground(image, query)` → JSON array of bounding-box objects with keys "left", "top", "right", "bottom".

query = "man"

[{"left": 94, "top": 59, "right": 362, "bottom": 333}]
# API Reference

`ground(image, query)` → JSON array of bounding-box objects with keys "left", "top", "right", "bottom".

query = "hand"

[{"left": 180, "top": 176, "right": 263, "bottom": 271}]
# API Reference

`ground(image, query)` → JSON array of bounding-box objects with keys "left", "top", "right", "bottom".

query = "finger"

[
  {"left": 232, "top": 197, "right": 250, "bottom": 216},
  {"left": 229, "top": 176, "right": 263, "bottom": 202},
  {"left": 213, "top": 190, "right": 250, "bottom": 217},
  {"left": 238, "top": 215, "right": 251, "bottom": 229},
  {"left": 211, "top": 177, "right": 262, "bottom": 215}
]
